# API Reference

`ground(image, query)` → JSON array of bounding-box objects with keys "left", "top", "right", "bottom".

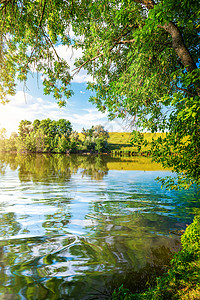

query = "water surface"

[{"left": 0, "top": 153, "right": 199, "bottom": 299}]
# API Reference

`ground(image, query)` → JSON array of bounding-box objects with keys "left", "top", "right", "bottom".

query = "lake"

[{"left": 0, "top": 153, "right": 199, "bottom": 299}]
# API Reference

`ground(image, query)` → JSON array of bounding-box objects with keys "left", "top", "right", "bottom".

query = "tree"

[
  {"left": 39, "top": 119, "right": 56, "bottom": 138},
  {"left": 0, "top": 128, "right": 7, "bottom": 151},
  {"left": 70, "top": 130, "right": 81, "bottom": 152},
  {"left": 0, "top": 128, "right": 6, "bottom": 140},
  {"left": 33, "top": 119, "right": 41, "bottom": 132},
  {"left": 6, "top": 132, "right": 18, "bottom": 152},
  {"left": 56, "top": 119, "right": 72, "bottom": 138},
  {"left": 18, "top": 120, "right": 33, "bottom": 139},
  {"left": 56, "top": 135, "right": 71, "bottom": 153},
  {"left": 81, "top": 125, "right": 109, "bottom": 153},
  {"left": 34, "top": 129, "right": 46, "bottom": 152},
  {"left": 14, "top": 118, "right": 74, "bottom": 153},
  {"left": 0, "top": 0, "right": 199, "bottom": 187},
  {"left": 37, "top": 118, "right": 72, "bottom": 151},
  {"left": 93, "top": 125, "right": 109, "bottom": 140}
]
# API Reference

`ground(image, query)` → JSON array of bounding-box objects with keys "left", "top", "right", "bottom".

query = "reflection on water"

[{"left": 0, "top": 153, "right": 199, "bottom": 299}]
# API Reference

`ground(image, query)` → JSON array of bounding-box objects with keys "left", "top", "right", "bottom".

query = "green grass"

[
  {"left": 108, "top": 132, "right": 133, "bottom": 146},
  {"left": 78, "top": 132, "right": 166, "bottom": 154},
  {"left": 108, "top": 132, "right": 166, "bottom": 153}
]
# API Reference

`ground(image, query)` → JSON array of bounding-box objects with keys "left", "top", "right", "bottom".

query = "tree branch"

[
  {"left": 116, "top": 39, "right": 135, "bottom": 44},
  {"left": 133, "top": 0, "right": 197, "bottom": 72},
  {"left": 42, "top": 28, "right": 60, "bottom": 61},
  {"left": 158, "top": 22, "right": 199, "bottom": 96},
  {"left": 72, "top": 53, "right": 104, "bottom": 74},
  {"left": 38, "top": 0, "right": 46, "bottom": 29},
  {"left": 173, "top": 85, "right": 197, "bottom": 97},
  {"left": 134, "top": 0, "right": 155, "bottom": 10},
  {"left": 72, "top": 36, "right": 136, "bottom": 75},
  {"left": 158, "top": 22, "right": 197, "bottom": 73}
]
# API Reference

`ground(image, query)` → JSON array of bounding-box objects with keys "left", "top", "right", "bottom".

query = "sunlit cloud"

[
  {"left": 0, "top": 91, "right": 73, "bottom": 136},
  {"left": 0, "top": 91, "right": 112, "bottom": 136},
  {"left": 0, "top": 90, "right": 128, "bottom": 137}
]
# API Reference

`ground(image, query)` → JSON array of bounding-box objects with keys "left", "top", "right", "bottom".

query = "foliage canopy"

[{"left": 0, "top": 0, "right": 199, "bottom": 187}]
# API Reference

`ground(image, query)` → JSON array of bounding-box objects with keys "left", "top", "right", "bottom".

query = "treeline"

[{"left": 0, "top": 119, "right": 110, "bottom": 153}]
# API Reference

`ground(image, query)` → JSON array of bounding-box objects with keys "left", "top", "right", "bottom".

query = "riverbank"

[{"left": 112, "top": 215, "right": 200, "bottom": 299}]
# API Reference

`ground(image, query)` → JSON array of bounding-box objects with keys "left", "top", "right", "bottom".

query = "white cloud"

[
  {"left": 0, "top": 91, "right": 73, "bottom": 136},
  {"left": 55, "top": 45, "right": 94, "bottom": 84},
  {"left": 0, "top": 91, "right": 130, "bottom": 137},
  {"left": 75, "top": 108, "right": 132, "bottom": 132},
  {"left": 83, "top": 108, "right": 99, "bottom": 113}
]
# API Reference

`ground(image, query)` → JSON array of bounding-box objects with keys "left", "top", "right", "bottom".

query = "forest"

[{"left": 0, "top": 119, "right": 110, "bottom": 153}]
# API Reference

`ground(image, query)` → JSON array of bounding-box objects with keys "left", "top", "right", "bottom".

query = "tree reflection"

[
  {"left": 0, "top": 234, "right": 176, "bottom": 299},
  {"left": 0, "top": 213, "right": 21, "bottom": 238},
  {"left": 79, "top": 155, "right": 109, "bottom": 180},
  {"left": 0, "top": 153, "right": 110, "bottom": 183},
  {"left": 0, "top": 153, "right": 169, "bottom": 183}
]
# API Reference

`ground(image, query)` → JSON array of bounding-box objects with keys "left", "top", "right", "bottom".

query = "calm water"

[{"left": 0, "top": 153, "right": 199, "bottom": 299}]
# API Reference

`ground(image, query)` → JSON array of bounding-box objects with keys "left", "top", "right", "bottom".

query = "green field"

[
  {"left": 108, "top": 132, "right": 166, "bottom": 153},
  {"left": 78, "top": 131, "right": 166, "bottom": 154}
]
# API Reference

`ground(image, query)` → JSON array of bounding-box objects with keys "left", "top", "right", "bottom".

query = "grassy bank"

[
  {"left": 107, "top": 132, "right": 166, "bottom": 153},
  {"left": 78, "top": 132, "right": 166, "bottom": 154},
  {"left": 112, "top": 216, "right": 200, "bottom": 299}
]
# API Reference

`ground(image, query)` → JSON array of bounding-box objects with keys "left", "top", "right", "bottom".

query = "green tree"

[
  {"left": 0, "top": 0, "right": 199, "bottom": 187},
  {"left": 15, "top": 136, "right": 29, "bottom": 153},
  {"left": 17, "top": 120, "right": 35, "bottom": 152},
  {"left": 95, "top": 138, "right": 109, "bottom": 154},
  {"left": 37, "top": 118, "right": 73, "bottom": 151},
  {"left": 24, "top": 131, "right": 37, "bottom": 152},
  {"left": 38, "top": 119, "right": 57, "bottom": 151},
  {"left": 39, "top": 119, "right": 56, "bottom": 138},
  {"left": 81, "top": 125, "right": 109, "bottom": 153},
  {"left": 56, "top": 119, "right": 72, "bottom": 137},
  {"left": 69, "top": 130, "right": 81, "bottom": 152},
  {"left": 0, "top": 128, "right": 7, "bottom": 152},
  {"left": 93, "top": 125, "right": 109, "bottom": 140},
  {"left": 18, "top": 120, "right": 33, "bottom": 139},
  {"left": 33, "top": 119, "right": 41, "bottom": 132},
  {"left": 34, "top": 129, "right": 46, "bottom": 152},
  {"left": 6, "top": 132, "right": 18, "bottom": 152},
  {"left": 56, "top": 135, "right": 70, "bottom": 153}
]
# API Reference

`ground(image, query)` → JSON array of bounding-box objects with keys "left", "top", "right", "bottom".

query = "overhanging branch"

[
  {"left": 72, "top": 38, "right": 135, "bottom": 74},
  {"left": 72, "top": 53, "right": 104, "bottom": 74}
]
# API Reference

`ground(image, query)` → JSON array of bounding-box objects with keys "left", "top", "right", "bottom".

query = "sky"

[{"left": 0, "top": 44, "right": 130, "bottom": 137}]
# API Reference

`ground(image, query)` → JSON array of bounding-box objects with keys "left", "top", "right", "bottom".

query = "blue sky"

[{"left": 0, "top": 44, "right": 128, "bottom": 137}]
